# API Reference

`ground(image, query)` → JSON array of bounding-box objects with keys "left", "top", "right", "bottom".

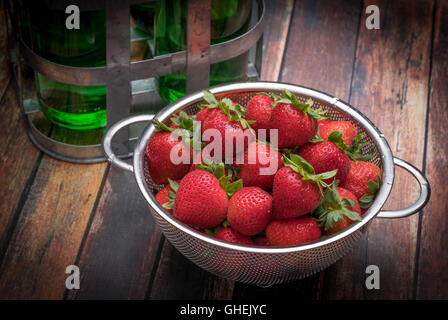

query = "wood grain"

[
  {"left": 0, "top": 85, "right": 42, "bottom": 257},
  {"left": 280, "top": 0, "right": 363, "bottom": 101},
  {"left": 233, "top": 0, "right": 363, "bottom": 300},
  {"left": 0, "top": 158, "right": 107, "bottom": 299},
  {"left": 0, "top": 0, "right": 11, "bottom": 98},
  {"left": 323, "top": 0, "right": 434, "bottom": 299},
  {"left": 67, "top": 166, "right": 163, "bottom": 300},
  {"left": 259, "top": 0, "right": 294, "bottom": 81},
  {"left": 416, "top": 0, "right": 448, "bottom": 299}
]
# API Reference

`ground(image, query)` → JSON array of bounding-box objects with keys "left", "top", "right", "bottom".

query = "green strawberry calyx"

[
  {"left": 309, "top": 127, "right": 325, "bottom": 143},
  {"left": 327, "top": 131, "right": 374, "bottom": 161},
  {"left": 313, "top": 182, "right": 362, "bottom": 230},
  {"left": 281, "top": 153, "right": 338, "bottom": 190},
  {"left": 161, "top": 179, "right": 179, "bottom": 210},
  {"left": 205, "top": 219, "right": 230, "bottom": 237},
  {"left": 272, "top": 90, "right": 329, "bottom": 121},
  {"left": 195, "top": 161, "right": 243, "bottom": 198},
  {"left": 359, "top": 176, "right": 382, "bottom": 209},
  {"left": 200, "top": 90, "right": 256, "bottom": 136},
  {"left": 152, "top": 111, "right": 204, "bottom": 151}
]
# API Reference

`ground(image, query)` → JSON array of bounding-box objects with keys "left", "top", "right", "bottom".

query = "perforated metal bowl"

[{"left": 103, "top": 82, "right": 430, "bottom": 286}]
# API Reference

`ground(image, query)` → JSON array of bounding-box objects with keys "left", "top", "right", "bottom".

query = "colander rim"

[{"left": 133, "top": 81, "right": 395, "bottom": 254}]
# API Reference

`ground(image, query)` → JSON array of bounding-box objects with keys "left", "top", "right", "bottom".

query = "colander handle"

[
  {"left": 102, "top": 114, "right": 154, "bottom": 173},
  {"left": 377, "top": 157, "right": 430, "bottom": 219}
]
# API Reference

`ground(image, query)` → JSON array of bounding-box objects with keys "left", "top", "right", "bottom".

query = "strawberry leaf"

[
  {"left": 309, "top": 128, "right": 324, "bottom": 143},
  {"left": 275, "top": 90, "right": 328, "bottom": 121},
  {"left": 203, "top": 90, "right": 219, "bottom": 106},
  {"left": 313, "top": 183, "right": 361, "bottom": 230},
  {"left": 223, "top": 179, "right": 243, "bottom": 198},
  {"left": 359, "top": 176, "right": 382, "bottom": 209},
  {"left": 328, "top": 131, "right": 374, "bottom": 162},
  {"left": 282, "top": 154, "right": 337, "bottom": 191},
  {"left": 170, "top": 111, "right": 195, "bottom": 132},
  {"left": 152, "top": 119, "right": 174, "bottom": 132},
  {"left": 167, "top": 191, "right": 176, "bottom": 201},
  {"left": 205, "top": 224, "right": 222, "bottom": 237},
  {"left": 341, "top": 197, "right": 358, "bottom": 208},
  {"left": 348, "top": 133, "right": 374, "bottom": 162},
  {"left": 162, "top": 202, "right": 174, "bottom": 210},
  {"left": 168, "top": 178, "right": 179, "bottom": 193}
]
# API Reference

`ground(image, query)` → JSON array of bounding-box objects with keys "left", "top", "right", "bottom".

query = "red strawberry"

[
  {"left": 200, "top": 92, "right": 254, "bottom": 162},
  {"left": 196, "top": 107, "right": 214, "bottom": 123},
  {"left": 341, "top": 161, "right": 381, "bottom": 200},
  {"left": 245, "top": 94, "right": 273, "bottom": 138},
  {"left": 238, "top": 141, "right": 283, "bottom": 190},
  {"left": 173, "top": 170, "right": 228, "bottom": 229},
  {"left": 325, "top": 188, "right": 361, "bottom": 235},
  {"left": 254, "top": 236, "right": 270, "bottom": 246},
  {"left": 215, "top": 227, "right": 253, "bottom": 245},
  {"left": 341, "top": 161, "right": 381, "bottom": 212},
  {"left": 266, "top": 217, "right": 321, "bottom": 246},
  {"left": 298, "top": 141, "right": 351, "bottom": 184},
  {"left": 320, "top": 121, "right": 357, "bottom": 145},
  {"left": 272, "top": 166, "right": 322, "bottom": 219},
  {"left": 268, "top": 91, "right": 327, "bottom": 148},
  {"left": 155, "top": 181, "right": 179, "bottom": 214},
  {"left": 227, "top": 187, "right": 273, "bottom": 236},
  {"left": 318, "top": 119, "right": 332, "bottom": 130},
  {"left": 313, "top": 185, "right": 362, "bottom": 236},
  {"left": 202, "top": 108, "right": 253, "bottom": 162},
  {"left": 269, "top": 102, "right": 317, "bottom": 148},
  {"left": 145, "top": 130, "right": 192, "bottom": 185}
]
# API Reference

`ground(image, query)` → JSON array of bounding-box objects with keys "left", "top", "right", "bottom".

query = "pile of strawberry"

[{"left": 146, "top": 90, "right": 382, "bottom": 247}]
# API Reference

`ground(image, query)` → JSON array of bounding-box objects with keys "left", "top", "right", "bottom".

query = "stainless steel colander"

[{"left": 102, "top": 82, "right": 430, "bottom": 286}]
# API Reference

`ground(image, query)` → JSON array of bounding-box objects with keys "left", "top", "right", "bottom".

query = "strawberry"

[
  {"left": 341, "top": 160, "right": 382, "bottom": 210},
  {"left": 268, "top": 91, "right": 326, "bottom": 148},
  {"left": 173, "top": 170, "right": 229, "bottom": 229},
  {"left": 266, "top": 216, "right": 321, "bottom": 246},
  {"left": 215, "top": 227, "right": 253, "bottom": 245},
  {"left": 245, "top": 94, "right": 273, "bottom": 139},
  {"left": 297, "top": 141, "right": 351, "bottom": 184},
  {"left": 155, "top": 181, "right": 179, "bottom": 214},
  {"left": 317, "top": 119, "right": 332, "bottom": 130},
  {"left": 320, "top": 121, "right": 357, "bottom": 145},
  {"left": 269, "top": 103, "right": 316, "bottom": 148},
  {"left": 145, "top": 123, "right": 192, "bottom": 185},
  {"left": 227, "top": 187, "right": 273, "bottom": 236},
  {"left": 313, "top": 185, "right": 362, "bottom": 236},
  {"left": 196, "top": 107, "right": 213, "bottom": 123},
  {"left": 271, "top": 154, "right": 337, "bottom": 220},
  {"left": 238, "top": 141, "right": 283, "bottom": 190},
  {"left": 254, "top": 236, "right": 270, "bottom": 246},
  {"left": 200, "top": 96, "right": 254, "bottom": 162}
]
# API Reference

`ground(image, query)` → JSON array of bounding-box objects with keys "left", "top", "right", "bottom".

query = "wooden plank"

[
  {"left": 416, "top": 0, "right": 448, "bottom": 299},
  {"left": 233, "top": 0, "right": 363, "bottom": 299},
  {"left": 323, "top": 0, "right": 433, "bottom": 299},
  {"left": 0, "top": 84, "right": 42, "bottom": 258},
  {"left": 66, "top": 166, "right": 163, "bottom": 300},
  {"left": 0, "top": 157, "right": 107, "bottom": 299},
  {"left": 259, "top": 0, "right": 294, "bottom": 81},
  {"left": 0, "top": 0, "right": 11, "bottom": 98},
  {"left": 147, "top": 0, "right": 295, "bottom": 300},
  {"left": 280, "top": 0, "right": 362, "bottom": 101},
  {"left": 148, "top": 242, "right": 209, "bottom": 300}
]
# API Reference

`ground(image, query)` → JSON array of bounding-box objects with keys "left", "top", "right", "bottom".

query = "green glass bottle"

[
  {"left": 155, "top": 0, "right": 252, "bottom": 103},
  {"left": 20, "top": 1, "right": 107, "bottom": 130},
  {"left": 20, "top": 1, "right": 154, "bottom": 130}
]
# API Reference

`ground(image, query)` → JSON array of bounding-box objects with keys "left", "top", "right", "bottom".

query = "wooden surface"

[{"left": 0, "top": 0, "right": 447, "bottom": 300}]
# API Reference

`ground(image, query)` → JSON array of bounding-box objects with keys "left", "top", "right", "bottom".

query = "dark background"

[{"left": 0, "top": 0, "right": 447, "bottom": 299}]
